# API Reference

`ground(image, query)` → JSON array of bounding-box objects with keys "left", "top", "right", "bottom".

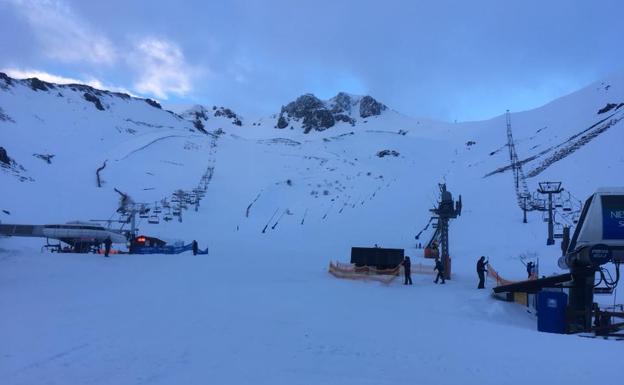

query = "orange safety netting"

[
  {"left": 328, "top": 261, "right": 435, "bottom": 284},
  {"left": 487, "top": 263, "right": 537, "bottom": 286}
]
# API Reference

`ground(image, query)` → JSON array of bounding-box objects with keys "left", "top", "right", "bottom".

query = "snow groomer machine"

[{"left": 557, "top": 188, "right": 624, "bottom": 334}]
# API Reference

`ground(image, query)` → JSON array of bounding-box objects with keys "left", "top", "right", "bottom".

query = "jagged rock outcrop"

[
  {"left": 83, "top": 93, "right": 105, "bottom": 111},
  {"left": 0, "top": 146, "right": 11, "bottom": 165},
  {"left": 0, "top": 72, "right": 13, "bottom": 90},
  {"left": 275, "top": 92, "right": 386, "bottom": 133},
  {"left": 597, "top": 102, "right": 624, "bottom": 114},
  {"left": 145, "top": 99, "right": 162, "bottom": 109},
  {"left": 213, "top": 106, "right": 242, "bottom": 126},
  {"left": 29, "top": 78, "right": 54, "bottom": 92},
  {"left": 180, "top": 105, "right": 210, "bottom": 133},
  {"left": 276, "top": 94, "right": 335, "bottom": 134},
  {"left": 0, "top": 106, "right": 13, "bottom": 122},
  {"left": 180, "top": 105, "right": 243, "bottom": 129},
  {"left": 359, "top": 95, "right": 386, "bottom": 118},
  {"left": 331, "top": 92, "right": 355, "bottom": 114},
  {"left": 377, "top": 149, "right": 400, "bottom": 158}
]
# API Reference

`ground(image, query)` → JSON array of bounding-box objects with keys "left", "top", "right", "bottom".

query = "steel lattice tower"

[{"left": 506, "top": 110, "right": 532, "bottom": 211}]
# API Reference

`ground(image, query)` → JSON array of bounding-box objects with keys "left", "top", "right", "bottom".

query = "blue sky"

[{"left": 1, "top": 0, "right": 623, "bottom": 121}]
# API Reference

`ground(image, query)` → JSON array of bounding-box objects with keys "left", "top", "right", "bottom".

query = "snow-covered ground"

[{"left": 1, "top": 73, "right": 624, "bottom": 384}]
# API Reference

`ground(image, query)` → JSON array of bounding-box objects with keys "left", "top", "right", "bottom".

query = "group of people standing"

[
  {"left": 401, "top": 255, "right": 489, "bottom": 289},
  {"left": 401, "top": 255, "right": 446, "bottom": 285}
]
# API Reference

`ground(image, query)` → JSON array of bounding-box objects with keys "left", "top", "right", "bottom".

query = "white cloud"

[
  {"left": 130, "top": 38, "right": 194, "bottom": 99},
  {"left": 8, "top": 0, "right": 117, "bottom": 65},
  {"left": 1, "top": 68, "right": 134, "bottom": 95},
  {"left": 6, "top": 1, "right": 198, "bottom": 99}
]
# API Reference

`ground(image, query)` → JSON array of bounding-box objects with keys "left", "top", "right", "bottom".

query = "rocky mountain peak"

[
  {"left": 180, "top": 104, "right": 242, "bottom": 132},
  {"left": 275, "top": 92, "right": 387, "bottom": 133}
]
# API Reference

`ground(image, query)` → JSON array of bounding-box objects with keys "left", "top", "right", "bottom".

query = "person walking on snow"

[
  {"left": 402, "top": 256, "right": 413, "bottom": 285},
  {"left": 477, "top": 256, "right": 489, "bottom": 289},
  {"left": 103, "top": 236, "right": 112, "bottom": 258},
  {"left": 192, "top": 240, "right": 198, "bottom": 256},
  {"left": 434, "top": 257, "right": 445, "bottom": 284}
]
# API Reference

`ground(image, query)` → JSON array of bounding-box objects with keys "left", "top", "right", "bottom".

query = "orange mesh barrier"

[
  {"left": 328, "top": 261, "right": 435, "bottom": 284},
  {"left": 487, "top": 264, "right": 537, "bottom": 286}
]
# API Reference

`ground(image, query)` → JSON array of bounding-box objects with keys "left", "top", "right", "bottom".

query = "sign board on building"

[{"left": 602, "top": 195, "right": 624, "bottom": 240}]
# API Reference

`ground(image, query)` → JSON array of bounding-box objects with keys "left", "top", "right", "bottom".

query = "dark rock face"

[
  {"left": 334, "top": 113, "right": 355, "bottom": 125},
  {"left": 278, "top": 94, "right": 336, "bottom": 133},
  {"left": 597, "top": 102, "right": 624, "bottom": 114},
  {"left": 33, "top": 153, "right": 55, "bottom": 164},
  {"left": 111, "top": 92, "right": 131, "bottom": 100},
  {"left": 359, "top": 95, "right": 386, "bottom": 118},
  {"left": 276, "top": 92, "right": 386, "bottom": 133},
  {"left": 68, "top": 84, "right": 101, "bottom": 94},
  {"left": 598, "top": 103, "right": 618, "bottom": 114},
  {"left": 331, "top": 92, "right": 354, "bottom": 114},
  {"left": 376, "top": 149, "right": 399, "bottom": 158},
  {"left": 180, "top": 106, "right": 210, "bottom": 133},
  {"left": 303, "top": 109, "right": 335, "bottom": 134},
  {"left": 277, "top": 115, "right": 289, "bottom": 129},
  {"left": 83, "top": 93, "right": 105, "bottom": 111},
  {"left": 29, "top": 78, "right": 54, "bottom": 92},
  {"left": 193, "top": 108, "right": 210, "bottom": 121},
  {"left": 283, "top": 94, "right": 325, "bottom": 118},
  {"left": 145, "top": 99, "right": 162, "bottom": 109},
  {"left": 193, "top": 119, "right": 206, "bottom": 132},
  {"left": 0, "top": 106, "right": 14, "bottom": 122},
  {"left": 0, "top": 72, "right": 13, "bottom": 89},
  {"left": 0, "top": 146, "right": 11, "bottom": 165},
  {"left": 180, "top": 105, "right": 242, "bottom": 132},
  {"left": 214, "top": 106, "right": 242, "bottom": 125}
]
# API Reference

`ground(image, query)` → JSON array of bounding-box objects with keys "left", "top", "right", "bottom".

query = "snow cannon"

[{"left": 557, "top": 188, "right": 624, "bottom": 332}]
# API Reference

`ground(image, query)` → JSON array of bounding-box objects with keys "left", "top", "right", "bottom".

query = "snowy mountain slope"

[
  {"left": 2, "top": 71, "right": 624, "bottom": 273},
  {"left": 2, "top": 70, "right": 624, "bottom": 275},
  {"left": 1, "top": 72, "right": 624, "bottom": 385},
  {"left": 439, "top": 73, "right": 624, "bottom": 282}
]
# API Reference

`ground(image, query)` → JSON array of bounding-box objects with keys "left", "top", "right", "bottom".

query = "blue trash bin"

[{"left": 537, "top": 291, "right": 568, "bottom": 334}]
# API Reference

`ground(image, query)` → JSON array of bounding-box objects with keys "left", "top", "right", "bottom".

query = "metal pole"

[
  {"left": 130, "top": 206, "right": 136, "bottom": 239},
  {"left": 547, "top": 193, "right": 555, "bottom": 245},
  {"left": 441, "top": 218, "right": 451, "bottom": 280},
  {"left": 523, "top": 195, "right": 528, "bottom": 223}
]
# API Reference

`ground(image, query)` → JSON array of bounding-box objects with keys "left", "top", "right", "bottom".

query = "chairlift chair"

[{"left": 148, "top": 214, "right": 159, "bottom": 224}]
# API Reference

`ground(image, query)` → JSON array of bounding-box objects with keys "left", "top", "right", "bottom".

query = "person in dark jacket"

[
  {"left": 402, "top": 256, "right": 412, "bottom": 285},
  {"left": 434, "top": 257, "right": 445, "bottom": 284},
  {"left": 192, "top": 240, "right": 198, "bottom": 256},
  {"left": 526, "top": 261, "right": 534, "bottom": 279},
  {"left": 103, "top": 236, "right": 112, "bottom": 258},
  {"left": 477, "top": 256, "right": 488, "bottom": 289}
]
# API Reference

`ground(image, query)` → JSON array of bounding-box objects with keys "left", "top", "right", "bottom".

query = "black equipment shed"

[{"left": 350, "top": 247, "right": 404, "bottom": 270}]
